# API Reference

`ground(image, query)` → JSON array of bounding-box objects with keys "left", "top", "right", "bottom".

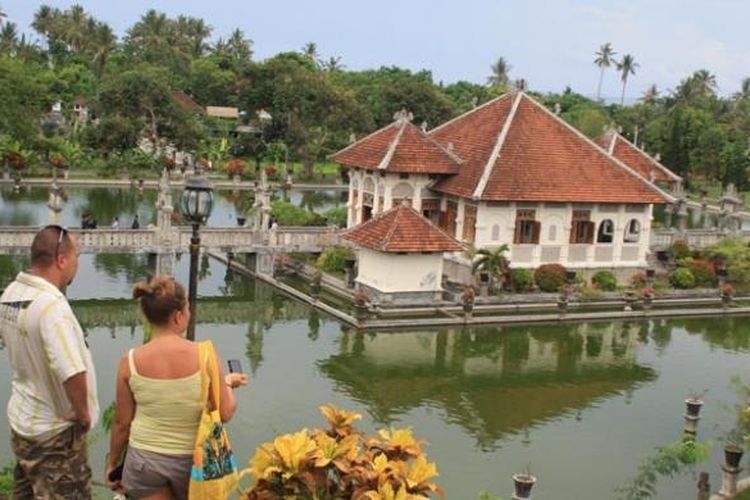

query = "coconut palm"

[
  {"left": 487, "top": 57, "right": 512, "bottom": 87},
  {"left": 323, "top": 56, "right": 344, "bottom": 72},
  {"left": 0, "top": 21, "right": 17, "bottom": 54},
  {"left": 472, "top": 244, "right": 511, "bottom": 290},
  {"left": 594, "top": 43, "right": 616, "bottom": 101},
  {"left": 640, "top": 84, "right": 659, "bottom": 105},
  {"left": 90, "top": 22, "right": 115, "bottom": 76},
  {"left": 691, "top": 69, "right": 718, "bottom": 97},
  {"left": 735, "top": 77, "right": 750, "bottom": 101},
  {"left": 616, "top": 54, "right": 639, "bottom": 106},
  {"left": 302, "top": 42, "right": 318, "bottom": 61}
]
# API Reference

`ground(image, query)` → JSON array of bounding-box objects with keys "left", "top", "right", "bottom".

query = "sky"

[{"left": 3, "top": 0, "right": 750, "bottom": 100}]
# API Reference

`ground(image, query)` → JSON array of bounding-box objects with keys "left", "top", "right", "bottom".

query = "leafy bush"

[
  {"left": 728, "top": 260, "right": 750, "bottom": 292},
  {"left": 242, "top": 405, "right": 442, "bottom": 498},
  {"left": 670, "top": 240, "right": 691, "bottom": 261},
  {"left": 224, "top": 158, "right": 247, "bottom": 177},
  {"left": 534, "top": 264, "right": 567, "bottom": 292},
  {"left": 592, "top": 270, "right": 617, "bottom": 291},
  {"left": 705, "top": 238, "right": 750, "bottom": 266},
  {"left": 316, "top": 247, "right": 354, "bottom": 273},
  {"left": 0, "top": 463, "right": 12, "bottom": 498},
  {"left": 687, "top": 259, "right": 716, "bottom": 287},
  {"left": 669, "top": 268, "right": 696, "bottom": 289},
  {"left": 630, "top": 271, "right": 647, "bottom": 287},
  {"left": 271, "top": 201, "right": 326, "bottom": 226},
  {"left": 511, "top": 268, "right": 534, "bottom": 292},
  {"left": 324, "top": 207, "right": 347, "bottom": 227},
  {"left": 577, "top": 285, "right": 603, "bottom": 301}
]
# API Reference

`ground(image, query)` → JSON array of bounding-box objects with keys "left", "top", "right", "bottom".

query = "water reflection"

[{"left": 319, "top": 322, "right": 657, "bottom": 449}]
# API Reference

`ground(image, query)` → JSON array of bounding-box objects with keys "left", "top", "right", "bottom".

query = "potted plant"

[
  {"left": 721, "top": 283, "right": 735, "bottom": 307},
  {"left": 50, "top": 152, "right": 68, "bottom": 178},
  {"left": 685, "top": 391, "right": 706, "bottom": 418},
  {"left": 353, "top": 289, "right": 369, "bottom": 321},
  {"left": 623, "top": 289, "right": 637, "bottom": 311},
  {"left": 557, "top": 284, "right": 573, "bottom": 312},
  {"left": 462, "top": 286, "right": 475, "bottom": 316},
  {"left": 224, "top": 158, "right": 246, "bottom": 183},
  {"left": 512, "top": 466, "right": 537, "bottom": 499},
  {"left": 724, "top": 428, "right": 745, "bottom": 469},
  {"left": 640, "top": 286, "right": 655, "bottom": 310}
]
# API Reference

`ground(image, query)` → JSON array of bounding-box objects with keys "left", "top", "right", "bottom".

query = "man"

[
  {"left": 131, "top": 215, "right": 140, "bottom": 229},
  {"left": 0, "top": 226, "right": 99, "bottom": 498}
]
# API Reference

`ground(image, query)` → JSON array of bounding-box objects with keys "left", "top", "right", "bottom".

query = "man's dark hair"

[{"left": 30, "top": 226, "right": 72, "bottom": 268}]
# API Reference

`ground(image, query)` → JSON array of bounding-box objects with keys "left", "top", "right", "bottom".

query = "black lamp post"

[{"left": 180, "top": 169, "right": 214, "bottom": 341}]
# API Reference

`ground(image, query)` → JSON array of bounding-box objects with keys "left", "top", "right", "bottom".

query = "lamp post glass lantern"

[{"left": 180, "top": 172, "right": 214, "bottom": 341}]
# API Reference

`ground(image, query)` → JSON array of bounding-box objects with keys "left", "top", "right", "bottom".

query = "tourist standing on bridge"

[
  {"left": 106, "top": 276, "right": 247, "bottom": 499},
  {"left": 131, "top": 215, "right": 140, "bottom": 229},
  {"left": 112, "top": 216, "right": 120, "bottom": 229},
  {"left": 0, "top": 225, "right": 99, "bottom": 498}
]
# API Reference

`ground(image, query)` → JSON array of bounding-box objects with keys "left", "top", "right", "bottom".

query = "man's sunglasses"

[{"left": 44, "top": 224, "right": 69, "bottom": 257}]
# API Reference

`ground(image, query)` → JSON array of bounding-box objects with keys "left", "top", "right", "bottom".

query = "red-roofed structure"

[
  {"left": 332, "top": 91, "right": 673, "bottom": 274},
  {"left": 596, "top": 129, "right": 682, "bottom": 191}
]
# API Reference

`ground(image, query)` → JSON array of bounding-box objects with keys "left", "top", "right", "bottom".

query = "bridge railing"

[{"left": 650, "top": 229, "right": 750, "bottom": 250}]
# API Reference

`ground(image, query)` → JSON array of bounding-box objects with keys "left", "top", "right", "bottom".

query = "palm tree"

[
  {"left": 0, "top": 21, "right": 17, "bottom": 54},
  {"left": 735, "top": 77, "right": 750, "bottom": 101},
  {"left": 90, "top": 22, "right": 115, "bottom": 75},
  {"left": 640, "top": 84, "right": 659, "bottom": 105},
  {"left": 302, "top": 42, "right": 318, "bottom": 61},
  {"left": 487, "top": 57, "right": 512, "bottom": 87},
  {"left": 692, "top": 69, "right": 717, "bottom": 97},
  {"left": 594, "top": 43, "right": 616, "bottom": 101},
  {"left": 616, "top": 54, "right": 639, "bottom": 105},
  {"left": 323, "top": 56, "right": 344, "bottom": 72},
  {"left": 472, "top": 244, "right": 510, "bottom": 290}
]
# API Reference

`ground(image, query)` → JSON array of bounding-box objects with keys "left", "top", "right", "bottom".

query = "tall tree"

[
  {"left": 0, "top": 21, "right": 18, "bottom": 55},
  {"left": 594, "top": 42, "right": 616, "bottom": 101},
  {"left": 735, "top": 77, "right": 750, "bottom": 101},
  {"left": 323, "top": 56, "right": 344, "bottom": 72},
  {"left": 616, "top": 54, "right": 638, "bottom": 106},
  {"left": 487, "top": 57, "right": 511, "bottom": 87},
  {"left": 301, "top": 42, "right": 318, "bottom": 64},
  {"left": 640, "top": 84, "right": 659, "bottom": 105}
]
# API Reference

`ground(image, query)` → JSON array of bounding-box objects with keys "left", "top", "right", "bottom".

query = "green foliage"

[
  {"left": 323, "top": 206, "right": 347, "bottom": 227},
  {"left": 577, "top": 285, "right": 604, "bottom": 301},
  {"left": 706, "top": 238, "right": 750, "bottom": 264},
  {"left": 472, "top": 245, "right": 510, "bottom": 282},
  {"left": 271, "top": 200, "right": 325, "bottom": 226},
  {"left": 477, "top": 492, "right": 504, "bottom": 500},
  {"left": 592, "top": 270, "right": 618, "bottom": 291},
  {"left": 669, "top": 268, "right": 696, "bottom": 289},
  {"left": 534, "top": 263, "right": 567, "bottom": 292},
  {"left": 687, "top": 259, "right": 716, "bottom": 287},
  {"left": 616, "top": 438, "right": 712, "bottom": 500},
  {"left": 670, "top": 240, "right": 691, "bottom": 261},
  {"left": 0, "top": 462, "right": 12, "bottom": 497},
  {"left": 728, "top": 260, "right": 750, "bottom": 292},
  {"left": 316, "top": 246, "right": 354, "bottom": 273},
  {"left": 511, "top": 268, "right": 534, "bottom": 292}
]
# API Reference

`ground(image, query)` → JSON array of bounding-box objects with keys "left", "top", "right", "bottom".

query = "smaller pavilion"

[{"left": 342, "top": 203, "right": 465, "bottom": 303}]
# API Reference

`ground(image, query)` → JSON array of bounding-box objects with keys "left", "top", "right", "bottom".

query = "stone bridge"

[{"left": 649, "top": 228, "right": 750, "bottom": 251}]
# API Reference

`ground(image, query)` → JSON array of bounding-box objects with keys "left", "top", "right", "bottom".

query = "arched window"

[
  {"left": 624, "top": 219, "right": 641, "bottom": 243},
  {"left": 548, "top": 225, "right": 557, "bottom": 242},
  {"left": 597, "top": 219, "right": 614, "bottom": 243},
  {"left": 391, "top": 182, "right": 414, "bottom": 206},
  {"left": 491, "top": 224, "right": 500, "bottom": 241},
  {"left": 362, "top": 177, "right": 375, "bottom": 193}
]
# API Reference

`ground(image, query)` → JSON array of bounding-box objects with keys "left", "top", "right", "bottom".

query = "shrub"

[
  {"left": 630, "top": 271, "right": 647, "bottom": 287},
  {"left": 241, "top": 405, "right": 442, "bottom": 499},
  {"left": 687, "top": 259, "right": 716, "bottom": 287},
  {"left": 534, "top": 263, "right": 567, "bottom": 292},
  {"left": 670, "top": 268, "right": 696, "bottom": 289},
  {"left": 324, "top": 206, "right": 347, "bottom": 227},
  {"left": 224, "top": 158, "right": 247, "bottom": 177},
  {"left": 577, "top": 286, "right": 603, "bottom": 301},
  {"left": 271, "top": 201, "right": 326, "bottom": 226},
  {"left": 728, "top": 260, "right": 750, "bottom": 292},
  {"left": 511, "top": 268, "right": 534, "bottom": 292},
  {"left": 671, "top": 240, "right": 691, "bottom": 261},
  {"left": 592, "top": 270, "right": 618, "bottom": 291},
  {"left": 316, "top": 247, "right": 354, "bottom": 273},
  {"left": 706, "top": 238, "right": 750, "bottom": 266}
]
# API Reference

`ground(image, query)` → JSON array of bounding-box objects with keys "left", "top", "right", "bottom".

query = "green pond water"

[{"left": 1, "top": 187, "right": 750, "bottom": 499}]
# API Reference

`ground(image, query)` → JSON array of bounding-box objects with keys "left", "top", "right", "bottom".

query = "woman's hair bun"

[{"left": 133, "top": 281, "right": 155, "bottom": 300}]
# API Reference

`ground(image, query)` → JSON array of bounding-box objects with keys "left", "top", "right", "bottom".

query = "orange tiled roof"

[
  {"left": 597, "top": 131, "right": 681, "bottom": 184},
  {"left": 330, "top": 119, "right": 462, "bottom": 174},
  {"left": 342, "top": 204, "right": 465, "bottom": 253},
  {"left": 429, "top": 93, "right": 671, "bottom": 204}
]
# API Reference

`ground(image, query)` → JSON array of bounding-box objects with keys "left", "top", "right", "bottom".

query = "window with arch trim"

[
  {"left": 597, "top": 219, "right": 614, "bottom": 243},
  {"left": 624, "top": 219, "right": 641, "bottom": 243}
]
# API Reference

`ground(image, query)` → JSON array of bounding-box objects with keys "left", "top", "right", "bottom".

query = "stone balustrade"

[{"left": 650, "top": 229, "right": 749, "bottom": 251}]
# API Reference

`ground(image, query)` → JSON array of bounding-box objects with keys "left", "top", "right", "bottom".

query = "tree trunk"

[
  {"left": 597, "top": 68, "right": 604, "bottom": 101},
  {"left": 620, "top": 79, "right": 627, "bottom": 106}
]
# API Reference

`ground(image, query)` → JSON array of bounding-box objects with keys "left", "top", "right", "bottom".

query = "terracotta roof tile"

[
  {"left": 172, "top": 91, "right": 205, "bottom": 114},
  {"left": 342, "top": 204, "right": 465, "bottom": 253},
  {"left": 605, "top": 133, "right": 682, "bottom": 183},
  {"left": 330, "top": 121, "right": 461, "bottom": 174},
  {"left": 431, "top": 93, "right": 670, "bottom": 204}
]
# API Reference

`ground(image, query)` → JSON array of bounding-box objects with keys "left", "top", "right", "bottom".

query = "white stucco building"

[
  {"left": 341, "top": 203, "right": 464, "bottom": 301},
  {"left": 331, "top": 91, "right": 675, "bottom": 276}
]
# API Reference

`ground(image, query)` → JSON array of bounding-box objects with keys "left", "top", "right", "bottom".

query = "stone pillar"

[
  {"left": 675, "top": 199, "right": 688, "bottom": 233},
  {"left": 719, "top": 465, "right": 742, "bottom": 497},
  {"left": 47, "top": 182, "right": 63, "bottom": 225},
  {"left": 156, "top": 168, "right": 173, "bottom": 231}
]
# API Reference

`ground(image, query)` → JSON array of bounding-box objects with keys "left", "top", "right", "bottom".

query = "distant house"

[
  {"left": 331, "top": 91, "right": 673, "bottom": 275},
  {"left": 595, "top": 128, "right": 682, "bottom": 192},
  {"left": 342, "top": 203, "right": 464, "bottom": 301},
  {"left": 72, "top": 96, "right": 89, "bottom": 123},
  {"left": 205, "top": 106, "right": 240, "bottom": 119},
  {"left": 172, "top": 91, "right": 206, "bottom": 115}
]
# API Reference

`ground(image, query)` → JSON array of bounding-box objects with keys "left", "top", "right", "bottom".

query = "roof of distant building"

[
  {"left": 595, "top": 130, "right": 681, "bottom": 184},
  {"left": 342, "top": 203, "right": 465, "bottom": 253},
  {"left": 330, "top": 110, "right": 462, "bottom": 175},
  {"left": 172, "top": 91, "right": 205, "bottom": 115},
  {"left": 205, "top": 106, "right": 239, "bottom": 119},
  {"left": 427, "top": 92, "right": 671, "bottom": 204}
]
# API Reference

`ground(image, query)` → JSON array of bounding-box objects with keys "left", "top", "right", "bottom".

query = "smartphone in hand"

[{"left": 227, "top": 359, "right": 243, "bottom": 374}]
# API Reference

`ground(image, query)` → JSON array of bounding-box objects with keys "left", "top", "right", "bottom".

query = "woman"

[{"left": 106, "top": 276, "right": 247, "bottom": 499}]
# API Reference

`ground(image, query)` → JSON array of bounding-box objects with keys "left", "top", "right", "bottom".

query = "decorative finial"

[
  {"left": 393, "top": 108, "right": 413, "bottom": 123},
  {"left": 554, "top": 103, "right": 562, "bottom": 116},
  {"left": 471, "top": 96, "right": 479, "bottom": 108},
  {"left": 420, "top": 121, "right": 428, "bottom": 132},
  {"left": 349, "top": 132, "right": 356, "bottom": 144}
]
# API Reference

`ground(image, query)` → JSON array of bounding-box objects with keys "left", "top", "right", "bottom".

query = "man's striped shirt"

[{"left": 0, "top": 272, "right": 99, "bottom": 439}]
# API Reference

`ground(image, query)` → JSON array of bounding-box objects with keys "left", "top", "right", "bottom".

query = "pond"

[{"left": 0, "top": 251, "right": 749, "bottom": 499}]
